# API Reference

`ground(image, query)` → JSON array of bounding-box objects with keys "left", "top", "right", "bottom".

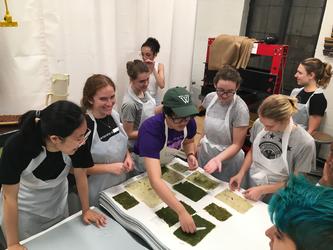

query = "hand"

[
  {"left": 229, "top": 173, "right": 243, "bottom": 191},
  {"left": 144, "top": 59, "right": 155, "bottom": 71},
  {"left": 82, "top": 209, "right": 107, "bottom": 227},
  {"left": 108, "top": 163, "right": 125, "bottom": 175},
  {"left": 8, "top": 243, "right": 27, "bottom": 250},
  {"left": 178, "top": 210, "right": 196, "bottom": 234},
  {"left": 320, "top": 160, "right": 333, "bottom": 187},
  {"left": 187, "top": 154, "right": 198, "bottom": 171},
  {"left": 123, "top": 154, "right": 134, "bottom": 173},
  {"left": 243, "top": 186, "right": 263, "bottom": 201},
  {"left": 203, "top": 157, "right": 222, "bottom": 174}
]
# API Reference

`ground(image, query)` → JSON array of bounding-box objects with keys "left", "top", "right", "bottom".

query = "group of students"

[{"left": 0, "top": 35, "right": 333, "bottom": 250}]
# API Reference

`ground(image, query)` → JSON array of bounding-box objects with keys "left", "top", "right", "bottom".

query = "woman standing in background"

[
  {"left": 141, "top": 37, "right": 165, "bottom": 105},
  {"left": 291, "top": 58, "right": 332, "bottom": 134},
  {"left": 121, "top": 60, "right": 157, "bottom": 152}
]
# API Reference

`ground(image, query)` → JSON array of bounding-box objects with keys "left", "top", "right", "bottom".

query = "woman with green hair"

[{"left": 266, "top": 175, "right": 333, "bottom": 250}]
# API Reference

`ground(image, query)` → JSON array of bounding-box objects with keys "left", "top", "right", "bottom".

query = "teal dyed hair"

[{"left": 269, "top": 175, "right": 333, "bottom": 250}]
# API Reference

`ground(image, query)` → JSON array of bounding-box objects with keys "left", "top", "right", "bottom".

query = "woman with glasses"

[
  {"left": 141, "top": 37, "right": 165, "bottom": 105},
  {"left": 229, "top": 95, "right": 316, "bottom": 202},
  {"left": 291, "top": 58, "right": 332, "bottom": 134},
  {"left": 121, "top": 60, "right": 158, "bottom": 152},
  {"left": 198, "top": 65, "right": 249, "bottom": 184},
  {"left": 133, "top": 87, "right": 199, "bottom": 233},
  {"left": 70, "top": 74, "right": 134, "bottom": 209},
  {"left": 0, "top": 101, "right": 106, "bottom": 250}
]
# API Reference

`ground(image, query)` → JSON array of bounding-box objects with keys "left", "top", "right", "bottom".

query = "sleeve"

[
  {"left": 120, "top": 102, "right": 137, "bottom": 123},
  {"left": 186, "top": 118, "right": 197, "bottom": 139},
  {"left": 70, "top": 141, "right": 94, "bottom": 168},
  {"left": 0, "top": 135, "right": 31, "bottom": 184},
  {"left": 309, "top": 94, "right": 327, "bottom": 116},
  {"left": 69, "top": 115, "right": 94, "bottom": 168},
  {"left": 249, "top": 119, "right": 262, "bottom": 143},
  {"left": 201, "top": 92, "right": 215, "bottom": 109},
  {"left": 137, "top": 121, "right": 164, "bottom": 159},
  {"left": 232, "top": 99, "right": 250, "bottom": 127},
  {"left": 292, "top": 135, "right": 316, "bottom": 173}
]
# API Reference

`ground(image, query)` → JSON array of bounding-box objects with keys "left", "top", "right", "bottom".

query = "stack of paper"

[{"left": 100, "top": 158, "right": 271, "bottom": 250}]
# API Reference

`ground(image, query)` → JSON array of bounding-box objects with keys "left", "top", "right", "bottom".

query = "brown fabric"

[{"left": 208, "top": 34, "right": 256, "bottom": 70}]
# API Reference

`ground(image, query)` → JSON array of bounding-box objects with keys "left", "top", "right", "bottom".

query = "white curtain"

[{"left": 0, "top": 0, "right": 197, "bottom": 114}]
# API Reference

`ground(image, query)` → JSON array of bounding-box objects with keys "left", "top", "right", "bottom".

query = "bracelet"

[{"left": 186, "top": 152, "right": 195, "bottom": 158}]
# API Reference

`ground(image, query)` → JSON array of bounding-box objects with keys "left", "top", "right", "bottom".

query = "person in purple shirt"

[{"left": 133, "top": 87, "right": 199, "bottom": 234}]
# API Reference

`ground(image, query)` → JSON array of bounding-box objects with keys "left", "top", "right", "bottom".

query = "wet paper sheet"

[{"left": 215, "top": 189, "right": 253, "bottom": 214}]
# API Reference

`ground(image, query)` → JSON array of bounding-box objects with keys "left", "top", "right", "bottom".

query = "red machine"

[{"left": 201, "top": 38, "right": 288, "bottom": 113}]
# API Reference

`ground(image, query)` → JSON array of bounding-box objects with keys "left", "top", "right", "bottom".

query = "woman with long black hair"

[{"left": 0, "top": 101, "right": 106, "bottom": 250}]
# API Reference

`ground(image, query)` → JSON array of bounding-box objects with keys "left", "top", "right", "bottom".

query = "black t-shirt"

[
  {"left": 74, "top": 115, "right": 119, "bottom": 154},
  {"left": 67, "top": 114, "right": 120, "bottom": 186},
  {"left": 296, "top": 89, "right": 327, "bottom": 116},
  {"left": 0, "top": 132, "right": 93, "bottom": 185}
]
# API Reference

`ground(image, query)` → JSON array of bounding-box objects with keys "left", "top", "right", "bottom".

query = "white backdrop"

[{"left": 0, "top": 0, "right": 197, "bottom": 114}]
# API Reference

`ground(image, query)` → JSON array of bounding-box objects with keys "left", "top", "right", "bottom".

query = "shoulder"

[
  {"left": 310, "top": 93, "right": 327, "bottom": 103},
  {"left": 111, "top": 110, "right": 120, "bottom": 122},
  {"left": 233, "top": 95, "right": 249, "bottom": 112},
  {"left": 290, "top": 88, "right": 302, "bottom": 96},
  {"left": 157, "top": 63, "right": 164, "bottom": 70},
  {"left": 121, "top": 98, "right": 138, "bottom": 116},
  {"left": 3, "top": 132, "right": 27, "bottom": 153},
  {"left": 205, "top": 92, "right": 216, "bottom": 102},
  {"left": 251, "top": 119, "right": 264, "bottom": 135},
  {"left": 85, "top": 114, "right": 95, "bottom": 130},
  {"left": 202, "top": 92, "right": 216, "bottom": 108},
  {"left": 140, "top": 113, "right": 164, "bottom": 133},
  {"left": 291, "top": 126, "right": 314, "bottom": 144}
]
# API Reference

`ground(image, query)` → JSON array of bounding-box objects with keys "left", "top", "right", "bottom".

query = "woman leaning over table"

[
  {"left": 0, "top": 101, "right": 106, "bottom": 250},
  {"left": 229, "top": 94, "right": 316, "bottom": 202}
]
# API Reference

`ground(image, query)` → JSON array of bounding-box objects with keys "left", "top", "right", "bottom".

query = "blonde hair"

[
  {"left": 301, "top": 58, "right": 332, "bottom": 89},
  {"left": 258, "top": 94, "right": 298, "bottom": 122}
]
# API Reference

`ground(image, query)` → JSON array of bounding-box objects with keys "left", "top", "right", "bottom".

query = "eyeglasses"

[
  {"left": 78, "top": 128, "right": 91, "bottom": 147},
  {"left": 170, "top": 116, "right": 192, "bottom": 124},
  {"left": 216, "top": 88, "right": 236, "bottom": 97}
]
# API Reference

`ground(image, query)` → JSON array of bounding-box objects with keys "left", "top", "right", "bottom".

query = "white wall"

[
  {"left": 0, "top": 0, "right": 197, "bottom": 114},
  {"left": 314, "top": 0, "right": 333, "bottom": 157},
  {"left": 190, "top": 0, "right": 248, "bottom": 105}
]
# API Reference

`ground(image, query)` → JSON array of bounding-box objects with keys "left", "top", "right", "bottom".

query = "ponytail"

[
  {"left": 258, "top": 95, "right": 298, "bottom": 122},
  {"left": 18, "top": 101, "right": 84, "bottom": 157}
]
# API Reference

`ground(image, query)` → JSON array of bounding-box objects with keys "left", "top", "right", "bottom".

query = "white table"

[{"left": 20, "top": 208, "right": 148, "bottom": 250}]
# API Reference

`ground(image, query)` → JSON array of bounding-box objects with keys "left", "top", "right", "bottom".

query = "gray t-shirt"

[
  {"left": 250, "top": 119, "right": 315, "bottom": 173},
  {"left": 120, "top": 91, "right": 149, "bottom": 131},
  {"left": 202, "top": 93, "right": 249, "bottom": 138}
]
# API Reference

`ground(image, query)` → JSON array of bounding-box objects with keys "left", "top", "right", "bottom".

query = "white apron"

[
  {"left": 87, "top": 111, "right": 128, "bottom": 206},
  {"left": 1, "top": 148, "right": 71, "bottom": 240},
  {"left": 198, "top": 94, "right": 244, "bottom": 182},
  {"left": 160, "top": 120, "right": 188, "bottom": 165},
  {"left": 133, "top": 118, "right": 187, "bottom": 173},
  {"left": 148, "top": 62, "right": 161, "bottom": 105},
  {"left": 249, "top": 119, "right": 293, "bottom": 187},
  {"left": 127, "top": 87, "right": 156, "bottom": 149},
  {"left": 290, "top": 87, "right": 324, "bottom": 129}
]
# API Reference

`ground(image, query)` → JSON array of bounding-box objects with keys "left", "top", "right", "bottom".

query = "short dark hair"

[
  {"left": 213, "top": 65, "right": 242, "bottom": 86},
  {"left": 141, "top": 37, "right": 160, "bottom": 55}
]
